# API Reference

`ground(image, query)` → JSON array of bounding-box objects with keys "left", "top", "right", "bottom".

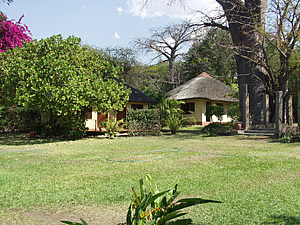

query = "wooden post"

[
  {"left": 286, "top": 95, "right": 293, "bottom": 125},
  {"left": 243, "top": 93, "right": 250, "bottom": 130},
  {"left": 263, "top": 94, "right": 269, "bottom": 127},
  {"left": 276, "top": 91, "right": 283, "bottom": 137}
]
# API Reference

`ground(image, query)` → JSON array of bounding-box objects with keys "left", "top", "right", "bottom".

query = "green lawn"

[{"left": 1, "top": 127, "right": 300, "bottom": 224}]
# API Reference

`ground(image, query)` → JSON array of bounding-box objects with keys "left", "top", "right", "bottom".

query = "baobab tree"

[
  {"left": 143, "top": 0, "right": 300, "bottom": 125},
  {"left": 134, "top": 21, "right": 197, "bottom": 90}
]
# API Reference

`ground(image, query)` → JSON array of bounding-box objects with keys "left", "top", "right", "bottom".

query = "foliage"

[
  {"left": 0, "top": 11, "right": 31, "bottom": 52},
  {"left": 126, "top": 109, "right": 160, "bottom": 136},
  {"left": 182, "top": 115, "right": 197, "bottom": 126},
  {"left": 166, "top": 113, "right": 183, "bottom": 135},
  {"left": 99, "top": 118, "right": 125, "bottom": 138},
  {"left": 61, "top": 218, "right": 88, "bottom": 225},
  {"left": 0, "top": 106, "right": 40, "bottom": 133},
  {"left": 125, "top": 175, "right": 221, "bottom": 225},
  {"left": 183, "top": 28, "right": 236, "bottom": 85},
  {"left": 201, "top": 122, "right": 235, "bottom": 136},
  {"left": 158, "top": 97, "right": 184, "bottom": 128},
  {"left": 158, "top": 98, "right": 185, "bottom": 134},
  {"left": 205, "top": 104, "right": 225, "bottom": 122},
  {"left": 0, "top": 35, "right": 130, "bottom": 137},
  {"left": 227, "top": 103, "right": 240, "bottom": 122},
  {"left": 61, "top": 175, "right": 220, "bottom": 225}
]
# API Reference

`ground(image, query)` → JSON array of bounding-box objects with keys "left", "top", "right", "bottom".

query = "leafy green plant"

[
  {"left": 158, "top": 97, "right": 184, "bottom": 129},
  {"left": 99, "top": 118, "right": 125, "bottom": 138},
  {"left": 282, "top": 133, "right": 293, "bottom": 143},
  {"left": 202, "top": 122, "right": 235, "bottom": 136},
  {"left": 205, "top": 104, "right": 225, "bottom": 122},
  {"left": 166, "top": 113, "right": 183, "bottom": 135},
  {"left": 126, "top": 109, "right": 161, "bottom": 136},
  {"left": 227, "top": 103, "right": 241, "bottom": 122},
  {"left": 61, "top": 175, "right": 220, "bottom": 225},
  {"left": 126, "top": 175, "right": 221, "bottom": 225}
]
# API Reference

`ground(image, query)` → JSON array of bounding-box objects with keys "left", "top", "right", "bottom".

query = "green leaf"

[
  {"left": 167, "top": 198, "right": 222, "bottom": 213},
  {"left": 126, "top": 204, "right": 132, "bottom": 225},
  {"left": 60, "top": 220, "right": 84, "bottom": 225},
  {"left": 157, "top": 212, "right": 188, "bottom": 225}
]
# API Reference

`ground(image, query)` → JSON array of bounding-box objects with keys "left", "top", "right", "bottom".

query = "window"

[
  {"left": 131, "top": 104, "right": 143, "bottom": 110},
  {"left": 181, "top": 102, "right": 195, "bottom": 114},
  {"left": 84, "top": 107, "right": 92, "bottom": 119}
]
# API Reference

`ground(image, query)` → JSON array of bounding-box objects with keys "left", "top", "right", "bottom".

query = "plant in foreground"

[
  {"left": 61, "top": 175, "right": 221, "bottom": 225},
  {"left": 99, "top": 118, "right": 125, "bottom": 138}
]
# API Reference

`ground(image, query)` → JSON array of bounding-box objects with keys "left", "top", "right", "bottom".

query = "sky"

[{"left": 1, "top": 0, "right": 219, "bottom": 62}]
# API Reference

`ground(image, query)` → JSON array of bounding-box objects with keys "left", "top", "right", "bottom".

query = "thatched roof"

[
  {"left": 114, "top": 78, "right": 155, "bottom": 103},
  {"left": 167, "top": 72, "right": 238, "bottom": 103}
]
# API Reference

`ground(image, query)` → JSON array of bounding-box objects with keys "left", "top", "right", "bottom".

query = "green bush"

[
  {"left": 202, "top": 122, "right": 235, "bottom": 136},
  {"left": 182, "top": 115, "right": 197, "bottom": 126},
  {"left": 206, "top": 104, "right": 225, "bottom": 122},
  {"left": 166, "top": 113, "right": 183, "bottom": 135},
  {"left": 99, "top": 118, "right": 125, "bottom": 138},
  {"left": 126, "top": 109, "right": 160, "bottom": 136},
  {"left": 0, "top": 106, "right": 40, "bottom": 133},
  {"left": 227, "top": 103, "right": 240, "bottom": 122}
]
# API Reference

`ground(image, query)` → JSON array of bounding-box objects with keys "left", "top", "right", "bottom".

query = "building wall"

[
  {"left": 126, "top": 102, "right": 149, "bottom": 110},
  {"left": 85, "top": 102, "right": 150, "bottom": 131},
  {"left": 85, "top": 109, "right": 98, "bottom": 131},
  {"left": 182, "top": 99, "right": 233, "bottom": 125}
]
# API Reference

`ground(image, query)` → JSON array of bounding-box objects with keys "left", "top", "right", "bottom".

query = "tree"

[
  {"left": 0, "top": 0, "right": 13, "bottom": 4},
  {"left": 0, "top": 12, "right": 32, "bottom": 52},
  {"left": 0, "top": 35, "right": 130, "bottom": 137},
  {"left": 144, "top": 0, "right": 300, "bottom": 126},
  {"left": 134, "top": 21, "right": 196, "bottom": 90},
  {"left": 183, "top": 28, "right": 236, "bottom": 84}
]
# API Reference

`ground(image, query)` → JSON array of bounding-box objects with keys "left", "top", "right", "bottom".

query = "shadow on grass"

[
  {"left": 0, "top": 133, "right": 67, "bottom": 146},
  {"left": 262, "top": 215, "right": 300, "bottom": 224}
]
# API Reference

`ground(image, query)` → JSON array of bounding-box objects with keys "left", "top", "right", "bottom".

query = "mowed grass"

[{"left": 1, "top": 127, "right": 300, "bottom": 224}]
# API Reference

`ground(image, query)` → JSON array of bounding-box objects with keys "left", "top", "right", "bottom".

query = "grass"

[{"left": 0, "top": 127, "right": 300, "bottom": 224}]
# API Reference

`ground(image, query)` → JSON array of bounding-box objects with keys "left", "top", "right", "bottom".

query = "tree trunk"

[{"left": 216, "top": 0, "right": 268, "bottom": 125}]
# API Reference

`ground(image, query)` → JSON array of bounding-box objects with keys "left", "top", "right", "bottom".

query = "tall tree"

[
  {"left": 134, "top": 21, "right": 196, "bottom": 90},
  {"left": 144, "top": 0, "right": 299, "bottom": 125},
  {"left": 0, "top": 35, "right": 130, "bottom": 137},
  {"left": 183, "top": 28, "right": 236, "bottom": 84}
]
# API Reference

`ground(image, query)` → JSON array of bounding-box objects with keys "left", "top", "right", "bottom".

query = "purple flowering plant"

[{"left": 0, "top": 11, "right": 31, "bottom": 52}]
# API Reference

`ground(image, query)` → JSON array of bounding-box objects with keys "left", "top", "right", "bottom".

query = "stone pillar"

[
  {"left": 286, "top": 95, "right": 293, "bottom": 125},
  {"left": 276, "top": 91, "right": 283, "bottom": 137},
  {"left": 243, "top": 93, "right": 250, "bottom": 130},
  {"left": 263, "top": 94, "right": 269, "bottom": 127},
  {"left": 298, "top": 93, "right": 300, "bottom": 131}
]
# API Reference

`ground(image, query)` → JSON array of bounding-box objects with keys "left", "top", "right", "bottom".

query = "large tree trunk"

[{"left": 216, "top": 0, "right": 268, "bottom": 125}]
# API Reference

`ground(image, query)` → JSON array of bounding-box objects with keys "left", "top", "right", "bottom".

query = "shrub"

[
  {"left": 126, "top": 109, "right": 160, "bottom": 136},
  {"left": 166, "top": 113, "right": 183, "bottom": 135},
  {"left": 202, "top": 122, "right": 235, "bottom": 136},
  {"left": 206, "top": 104, "right": 225, "bottom": 122},
  {"left": 227, "top": 103, "right": 240, "bottom": 122},
  {"left": 182, "top": 115, "right": 197, "bottom": 126},
  {"left": 99, "top": 118, "right": 125, "bottom": 138}
]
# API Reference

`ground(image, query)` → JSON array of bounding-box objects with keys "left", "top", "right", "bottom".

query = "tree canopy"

[{"left": 0, "top": 35, "right": 130, "bottom": 137}]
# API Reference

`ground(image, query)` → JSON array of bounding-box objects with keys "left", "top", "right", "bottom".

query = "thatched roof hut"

[{"left": 167, "top": 72, "right": 238, "bottom": 103}]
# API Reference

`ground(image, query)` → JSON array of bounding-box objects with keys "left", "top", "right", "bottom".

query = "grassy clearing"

[{"left": 1, "top": 127, "right": 300, "bottom": 224}]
